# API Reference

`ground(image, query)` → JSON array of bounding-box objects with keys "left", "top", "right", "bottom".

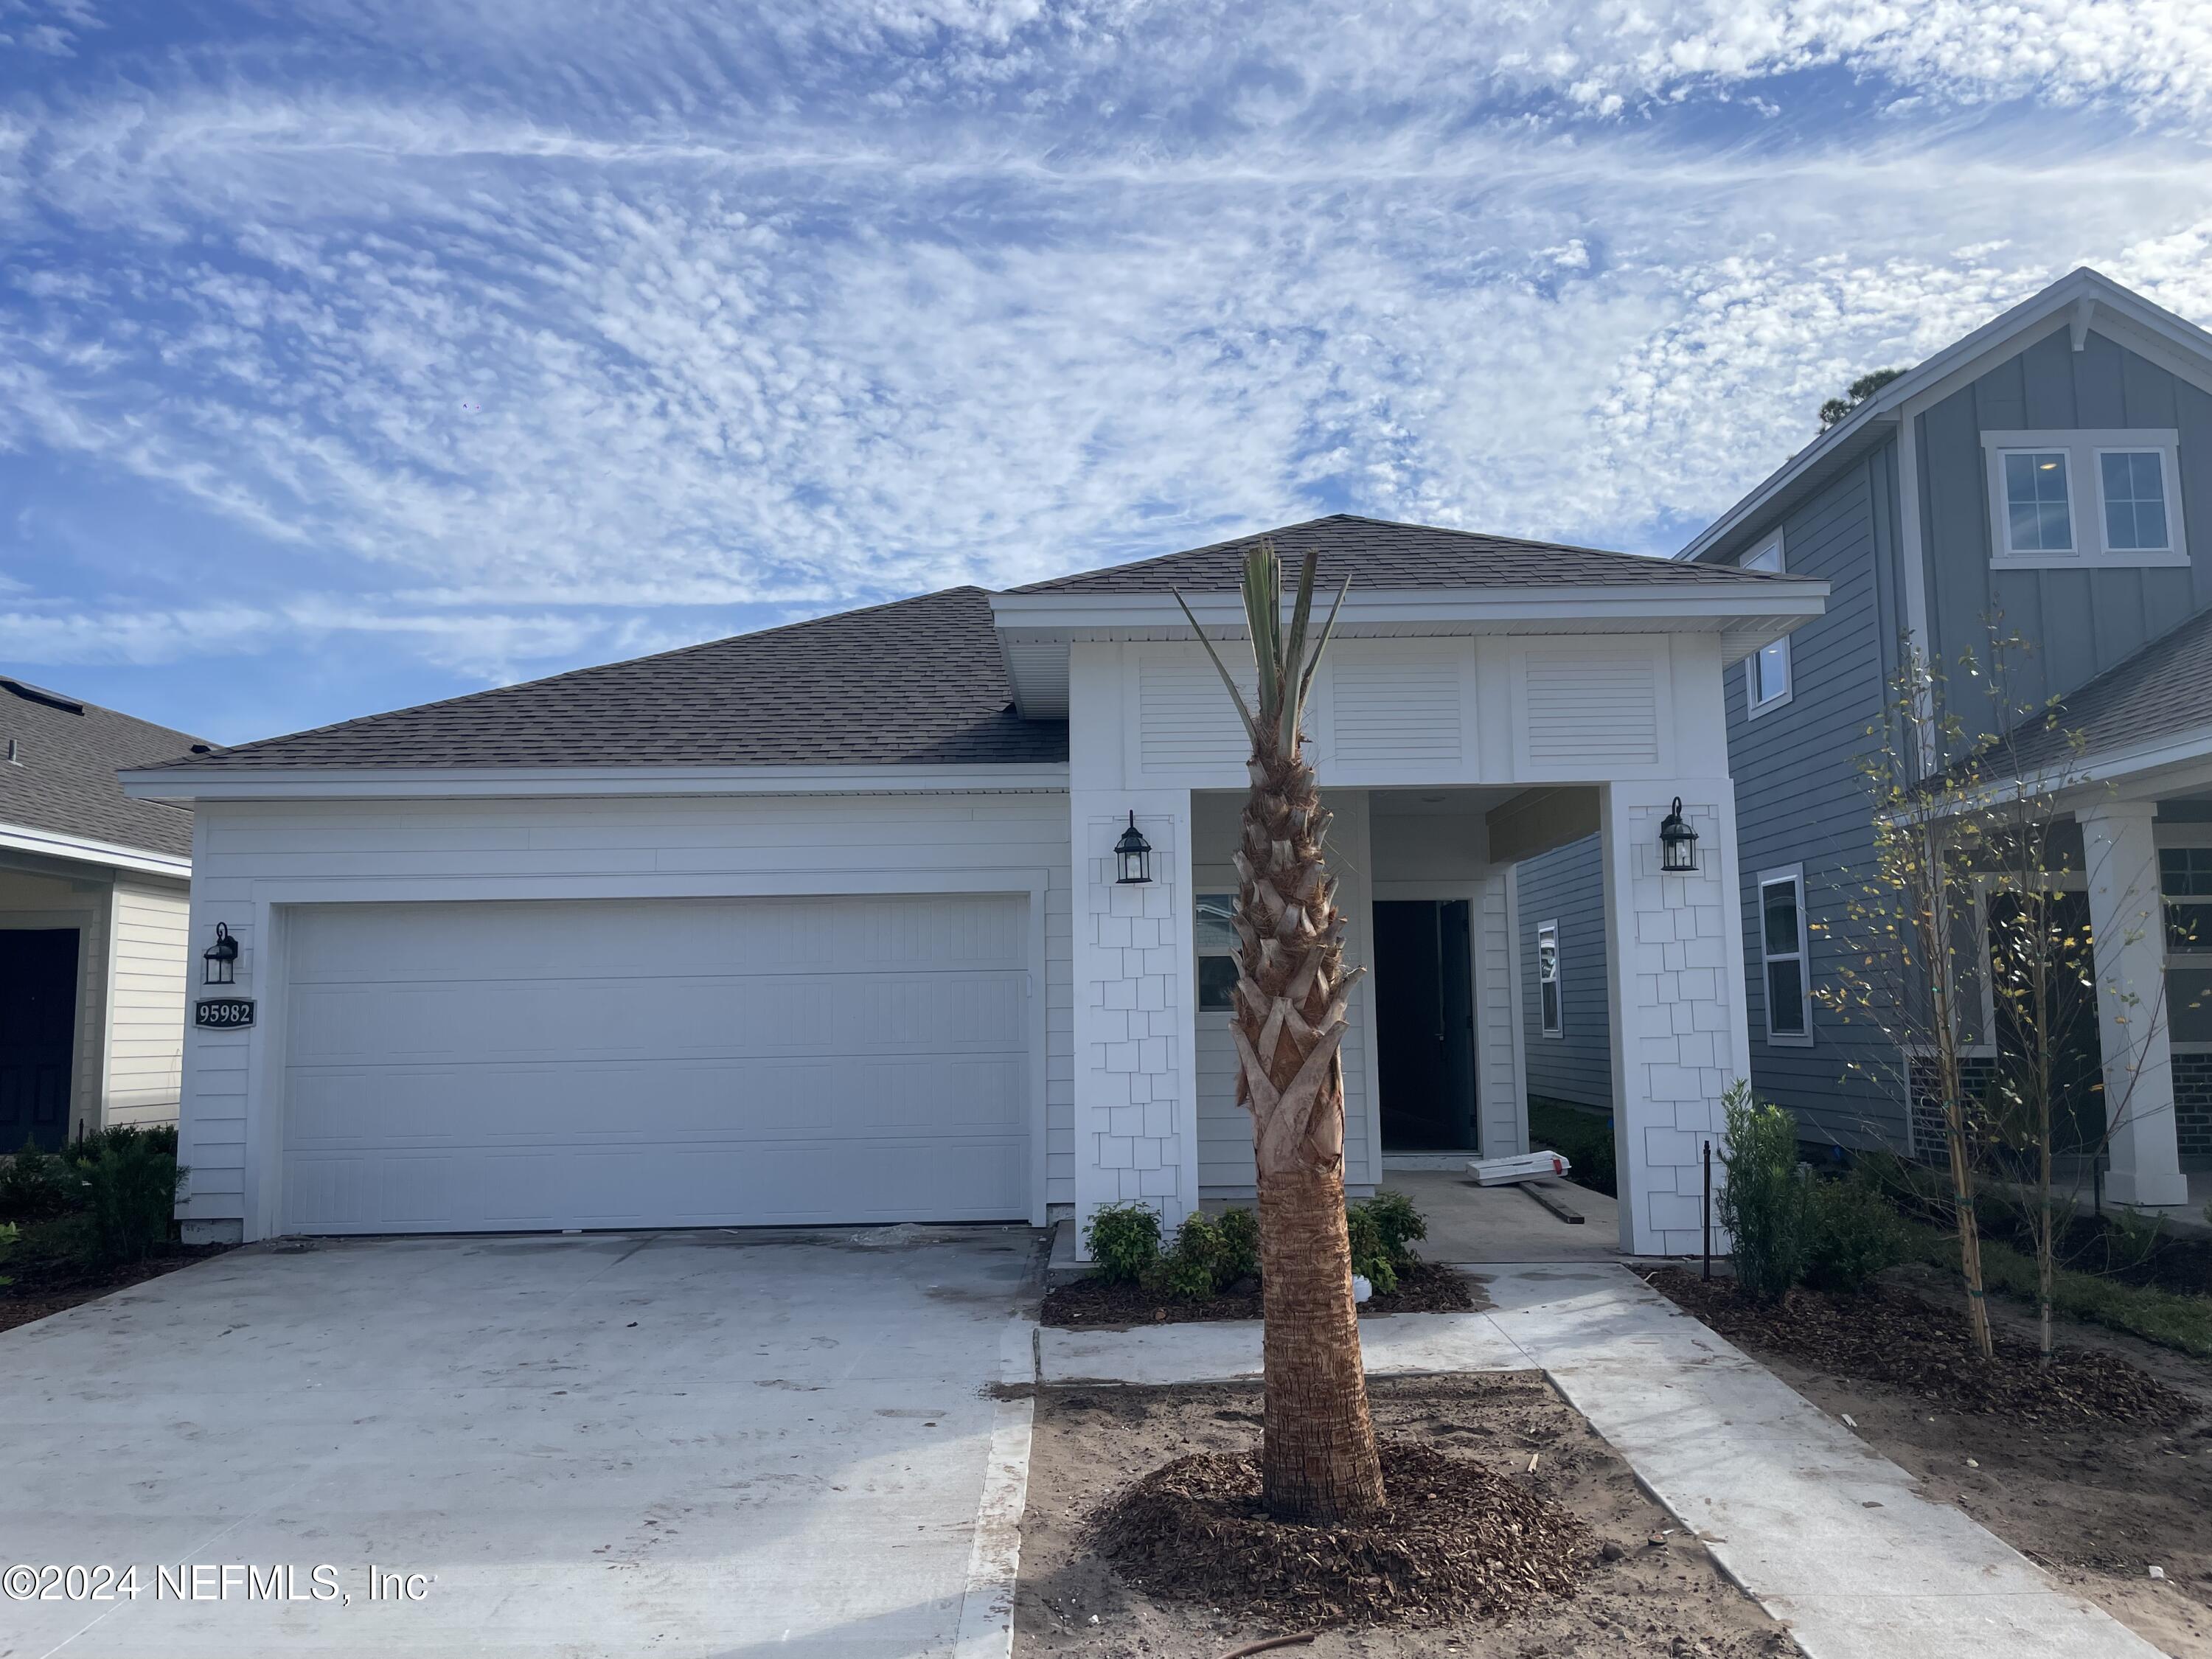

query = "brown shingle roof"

[
  {"left": 1, "top": 679, "right": 201, "bottom": 858},
  {"left": 145, "top": 587, "right": 1065, "bottom": 773},
  {"left": 1011, "top": 513, "right": 1798, "bottom": 594}
]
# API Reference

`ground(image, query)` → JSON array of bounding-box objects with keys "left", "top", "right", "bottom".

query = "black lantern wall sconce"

[
  {"left": 1658, "top": 798, "right": 1700, "bottom": 874},
  {"left": 1113, "top": 813, "right": 1154, "bottom": 885},
  {"left": 203, "top": 922, "right": 240, "bottom": 985}
]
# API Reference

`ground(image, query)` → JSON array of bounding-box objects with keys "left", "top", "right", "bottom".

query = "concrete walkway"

[{"left": 1040, "top": 1263, "right": 2158, "bottom": 1659}]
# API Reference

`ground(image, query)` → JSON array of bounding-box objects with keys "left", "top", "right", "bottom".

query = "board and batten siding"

[
  {"left": 175, "top": 792, "right": 1075, "bottom": 1230},
  {"left": 103, "top": 877, "right": 190, "bottom": 1129},
  {"left": 1192, "top": 788, "right": 1380, "bottom": 1197},
  {"left": 1514, "top": 834, "right": 1611, "bottom": 1110},
  {"left": 1724, "top": 448, "right": 1904, "bottom": 1148},
  {"left": 1917, "top": 324, "right": 2212, "bottom": 731}
]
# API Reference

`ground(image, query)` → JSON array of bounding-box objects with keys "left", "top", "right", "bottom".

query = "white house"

[
  {"left": 2, "top": 676, "right": 203, "bottom": 1148},
  {"left": 121, "top": 517, "right": 1825, "bottom": 1255}
]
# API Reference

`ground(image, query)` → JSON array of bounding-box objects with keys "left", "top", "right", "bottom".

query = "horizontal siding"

[
  {"left": 104, "top": 879, "right": 189, "bottom": 1129},
  {"left": 1514, "top": 833, "right": 1611, "bottom": 1110},
  {"left": 178, "top": 793, "right": 1076, "bottom": 1222},
  {"left": 1727, "top": 450, "right": 1908, "bottom": 1148}
]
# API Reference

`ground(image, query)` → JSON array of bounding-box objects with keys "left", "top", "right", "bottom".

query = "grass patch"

[
  {"left": 1526, "top": 1097, "right": 1615, "bottom": 1197},
  {"left": 1908, "top": 1220, "right": 2212, "bottom": 1360}
]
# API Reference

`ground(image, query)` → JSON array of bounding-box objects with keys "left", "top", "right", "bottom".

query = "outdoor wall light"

[
  {"left": 1659, "top": 798, "right": 1700, "bottom": 874},
  {"left": 1114, "top": 813, "right": 1154, "bottom": 885},
  {"left": 203, "top": 922, "right": 240, "bottom": 985}
]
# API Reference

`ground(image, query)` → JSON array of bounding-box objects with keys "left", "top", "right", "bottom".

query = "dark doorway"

[
  {"left": 0, "top": 928, "right": 80, "bottom": 1152},
  {"left": 1374, "top": 900, "right": 1478, "bottom": 1150}
]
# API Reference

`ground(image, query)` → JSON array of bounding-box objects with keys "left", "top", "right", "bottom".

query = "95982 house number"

[{"left": 194, "top": 998, "right": 256, "bottom": 1029}]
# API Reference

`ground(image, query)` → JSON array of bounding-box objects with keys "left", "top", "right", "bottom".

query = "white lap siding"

[
  {"left": 103, "top": 877, "right": 190, "bottom": 1129},
  {"left": 175, "top": 792, "right": 1075, "bottom": 1235}
]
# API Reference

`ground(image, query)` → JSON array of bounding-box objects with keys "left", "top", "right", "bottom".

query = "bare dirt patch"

[
  {"left": 1041, "top": 1260, "right": 1481, "bottom": 1329},
  {"left": 0, "top": 1245, "right": 234, "bottom": 1337},
  {"left": 1016, "top": 1373, "right": 1798, "bottom": 1658},
  {"left": 1649, "top": 1265, "right": 2212, "bottom": 1657}
]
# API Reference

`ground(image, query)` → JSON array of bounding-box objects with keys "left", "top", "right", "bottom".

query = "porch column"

[
  {"left": 1069, "top": 788, "right": 1200, "bottom": 1253},
  {"left": 2079, "top": 802, "right": 2188, "bottom": 1208},
  {"left": 1598, "top": 779, "right": 1753, "bottom": 1256}
]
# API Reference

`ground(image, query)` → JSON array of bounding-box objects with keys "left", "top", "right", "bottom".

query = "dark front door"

[
  {"left": 0, "top": 928, "right": 79, "bottom": 1152},
  {"left": 1374, "top": 900, "right": 1478, "bottom": 1151}
]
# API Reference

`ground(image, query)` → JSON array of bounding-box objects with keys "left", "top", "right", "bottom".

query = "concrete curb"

[{"left": 953, "top": 1312, "right": 1038, "bottom": 1659}]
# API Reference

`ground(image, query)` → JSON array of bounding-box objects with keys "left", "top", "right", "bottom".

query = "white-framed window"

[
  {"left": 1742, "top": 535, "right": 1792, "bottom": 714},
  {"left": 1195, "top": 891, "right": 1238, "bottom": 1012},
  {"left": 1982, "top": 429, "right": 2186, "bottom": 568},
  {"left": 1537, "top": 919, "right": 1562, "bottom": 1037},
  {"left": 1758, "top": 867, "right": 1812, "bottom": 1045}
]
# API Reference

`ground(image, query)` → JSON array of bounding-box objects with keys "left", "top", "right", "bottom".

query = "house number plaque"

[{"left": 195, "top": 998, "right": 257, "bottom": 1030}]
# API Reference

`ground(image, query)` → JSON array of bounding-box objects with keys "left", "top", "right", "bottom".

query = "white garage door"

[{"left": 279, "top": 894, "right": 1032, "bottom": 1234}]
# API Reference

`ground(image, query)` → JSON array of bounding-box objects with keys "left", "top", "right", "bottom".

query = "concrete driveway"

[{"left": 1, "top": 1227, "right": 1037, "bottom": 1658}]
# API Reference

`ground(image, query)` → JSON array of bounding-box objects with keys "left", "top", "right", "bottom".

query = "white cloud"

[{"left": 2, "top": 2, "right": 2210, "bottom": 708}]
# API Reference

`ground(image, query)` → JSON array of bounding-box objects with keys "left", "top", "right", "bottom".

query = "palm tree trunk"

[{"left": 1234, "top": 740, "right": 1385, "bottom": 1523}]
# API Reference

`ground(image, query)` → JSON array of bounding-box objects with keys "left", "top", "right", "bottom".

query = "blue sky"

[{"left": 2, "top": 1, "right": 2209, "bottom": 745}]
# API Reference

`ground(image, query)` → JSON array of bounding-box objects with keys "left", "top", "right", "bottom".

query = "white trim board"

[
  {"left": 0, "top": 821, "right": 191, "bottom": 880},
  {"left": 122, "top": 762, "right": 1072, "bottom": 803}
]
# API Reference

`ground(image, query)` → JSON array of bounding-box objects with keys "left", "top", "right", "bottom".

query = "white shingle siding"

[{"left": 175, "top": 792, "right": 1077, "bottom": 1226}]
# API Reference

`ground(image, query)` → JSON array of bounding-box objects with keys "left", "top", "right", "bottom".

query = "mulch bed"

[
  {"left": 1041, "top": 1259, "right": 1478, "bottom": 1329},
  {"left": 1647, "top": 1266, "right": 2199, "bottom": 1427},
  {"left": 0, "top": 1244, "right": 234, "bottom": 1336},
  {"left": 1091, "top": 1439, "right": 1589, "bottom": 1628}
]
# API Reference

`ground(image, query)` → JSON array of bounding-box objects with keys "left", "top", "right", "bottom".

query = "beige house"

[{"left": 1, "top": 676, "right": 204, "bottom": 1149}]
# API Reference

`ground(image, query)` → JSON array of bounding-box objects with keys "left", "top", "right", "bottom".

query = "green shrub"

[
  {"left": 1804, "top": 1172, "right": 1908, "bottom": 1293},
  {"left": 1344, "top": 1203, "right": 1399, "bottom": 1295},
  {"left": 61, "top": 1124, "right": 178, "bottom": 1166},
  {"left": 1361, "top": 1190, "right": 1427, "bottom": 1265},
  {"left": 0, "top": 1138, "right": 84, "bottom": 1222},
  {"left": 1156, "top": 1213, "right": 1226, "bottom": 1300},
  {"left": 72, "top": 1137, "right": 184, "bottom": 1265},
  {"left": 2108, "top": 1206, "right": 2168, "bottom": 1273},
  {"left": 1528, "top": 1098, "right": 1616, "bottom": 1195},
  {"left": 1214, "top": 1206, "right": 1260, "bottom": 1286},
  {"left": 1084, "top": 1200, "right": 1163, "bottom": 1286},
  {"left": 1717, "top": 1081, "right": 1812, "bottom": 1301},
  {"left": 0, "top": 1220, "right": 17, "bottom": 1289}
]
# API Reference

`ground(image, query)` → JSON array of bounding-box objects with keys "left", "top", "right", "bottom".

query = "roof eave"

[
  {"left": 0, "top": 820, "right": 192, "bottom": 879},
  {"left": 119, "top": 760, "right": 1074, "bottom": 803}
]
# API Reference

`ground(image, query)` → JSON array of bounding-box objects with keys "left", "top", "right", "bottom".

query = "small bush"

[
  {"left": 1361, "top": 1190, "right": 1427, "bottom": 1265},
  {"left": 1157, "top": 1213, "right": 1226, "bottom": 1300},
  {"left": 1717, "top": 1080, "right": 1812, "bottom": 1302},
  {"left": 72, "top": 1137, "right": 184, "bottom": 1265},
  {"left": 1084, "top": 1201, "right": 1163, "bottom": 1286},
  {"left": 1804, "top": 1172, "right": 1908, "bottom": 1293},
  {"left": 1344, "top": 1203, "right": 1399, "bottom": 1295},
  {"left": 2108, "top": 1206, "right": 2168, "bottom": 1274},
  {"left": 62, "top": 1124, "right": 179, "bottom": 1166},
  {"left": 0, "top": 1220, "right": 17, "bottom": 1289},
  {"left": 0, "top": 1138, "right": 84, "bottom": 1222},
  {"left": 1214, "top": 1206, "right": 1260, "bottom": 1286}
]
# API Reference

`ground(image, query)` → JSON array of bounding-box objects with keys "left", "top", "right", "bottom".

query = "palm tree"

[{"left": 1175, "top": 538, "right": 1385, "bottom": 1523}]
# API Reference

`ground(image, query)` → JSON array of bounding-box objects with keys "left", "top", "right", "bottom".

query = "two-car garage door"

[{"left": 279, "top": 894, "right": 1032, "bottom": 1234}]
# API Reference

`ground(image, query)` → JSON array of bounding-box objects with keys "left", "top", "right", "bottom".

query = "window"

[
  {"left": 1759, "top": 869, "right": 1812, "bottom": 1043},
  {"left": 1195, "top": 891, "right": 1238, "bottom": 1011},
  {"left": 1537, "top": 920, "right": 1562, "bottom": 1037},
  {"left": 1983, "top": 429, "right": 2186, "bottom": 566},
  {"left": 2001, "top": 451, "right": 2074, "bottom": 553},
  {"left": 1742, "top": 538, "right": 1792, "bottom": 712},
  {"left": 2161, "top": 846, "right": 2212, "bottom": 952},
  {"left": 2100, "top": 450, "right": 2172, "bottom": 552}
]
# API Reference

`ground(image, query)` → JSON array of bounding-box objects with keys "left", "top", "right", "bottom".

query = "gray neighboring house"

[
  {"left": 1520, "top": 266, "right": 2212, "bottom": 1208},
  {"left": 0, "top": 677, "right": 205, "bottom": 1149}
]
